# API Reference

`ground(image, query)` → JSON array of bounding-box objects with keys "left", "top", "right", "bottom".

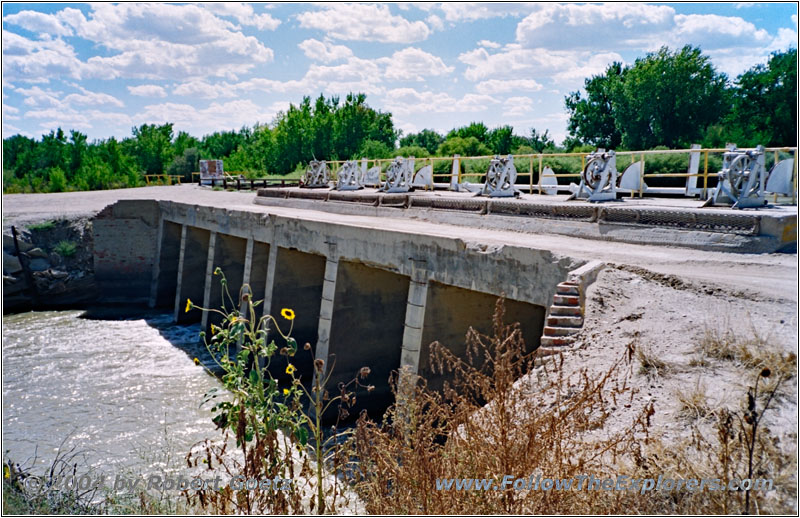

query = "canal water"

[{"left": 2, "top": 309, "right": 222, "bottom": 475}]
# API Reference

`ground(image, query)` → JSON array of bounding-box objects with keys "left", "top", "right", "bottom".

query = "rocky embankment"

[{"left": 3, "top": 217, "right": 98, "bottom": 313}]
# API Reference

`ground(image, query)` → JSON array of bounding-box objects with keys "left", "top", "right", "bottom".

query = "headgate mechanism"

[
  {"left": 380, "top": 156, "right": 415, "bottom": 193},
  {"left": 479, "top": 155, "right": 519, "bottom": 197},
  {"left": 334, "top": 160, "right": 363, "bottom": 191},
  {"left": 568, "top": 149, "right": 618, "bottom": 202},
  {"left": 709, "top": 145, "right": 767, "bottom": 209},
  {"left": 708, "top": 145, "right": 795, "bottom": 209},
  {"left": 301, "top": 160, "right": 330, "bottom": 188}
]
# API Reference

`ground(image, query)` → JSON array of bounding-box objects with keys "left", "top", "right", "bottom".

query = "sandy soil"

[{"left": 537, "top": 264, "right": 797, "bottom": 453}]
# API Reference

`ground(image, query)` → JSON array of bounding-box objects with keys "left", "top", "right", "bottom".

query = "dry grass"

[
  {"left": 696, "top": 320, "right": 796, "bottom": 381},
  {"left": 675, "top": 379, "right": 714, "bottom": 421},
  {"left": 636, "top": 343, "right": 671, "bottom": 378},
  {"left": 352, "top": 300, "right": 797, "bottom": 515}
]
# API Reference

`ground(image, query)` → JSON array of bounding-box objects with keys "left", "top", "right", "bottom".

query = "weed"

[
  {"left": 28, "top": 220, "right": 55, "bottom": 231},
  {"left": 637, "top": 343, "right": 670, "bottom": 378},
  {"left": 697, "top": 321, "right": 796, "bottom": 382},
  {"left": 675, "top": 379, "right": 713, "bottom": 420},
  {"left": 53, "top": 240, "right": 78, "bottom": 258}
]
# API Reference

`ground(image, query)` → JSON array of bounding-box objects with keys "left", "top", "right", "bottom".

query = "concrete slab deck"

[{"left": 3, "top": 185, "right": 796, "bottom": 302}]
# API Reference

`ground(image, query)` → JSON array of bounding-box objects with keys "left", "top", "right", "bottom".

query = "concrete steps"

[{"left": 538, "top": 281, "right": 584, "bottom": 354}]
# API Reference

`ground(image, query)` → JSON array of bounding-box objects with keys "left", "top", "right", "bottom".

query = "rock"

[
  {"left": 49, "top": 270, "right": 69, "bottom": 280},
  {"left": 27, "top": 247, "right": 48, "bottom": 258},
  {"left": 28, "top": 258, "right": 50, "bottom": 272},
  {"left": 3, "top": 234, "right": 33, "bottom": 253},
  {"left": 3, "top": 251, "right": 23, "bottom": 274}
]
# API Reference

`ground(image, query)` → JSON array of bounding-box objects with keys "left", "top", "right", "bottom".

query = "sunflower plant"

[{"left": 185, "top": 268, "right": 370, "bottom": 514}]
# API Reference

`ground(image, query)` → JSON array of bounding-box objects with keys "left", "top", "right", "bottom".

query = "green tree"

[
  {"left": 200, "top": 130, "right": 245, "bottom": 159},
  {"left": 437, "top": 136, "right": 492, "bottom": 157},
  {"left": 487, "top": 125, "right": 514, "bottom": 155},
  {"left": 399, "top": 129, "right": 444, "bottom": 154},
  {"left": 614, "top": 46, "right": 728, "bottom": 149},
  {"left": 131, "top": 123, "right": 174, "bottom": 175},
  {"left": 446, "top": 122, "right": 489, "bottom": 144},
  {"left": 529, "top": 128, "right": 554, "bottom": 152},
  {"left": 726, "top": 48, "right": 797, "bottom": 147},
  {"left": 564, "top": 62, "right": 625, "bottom": 149}
]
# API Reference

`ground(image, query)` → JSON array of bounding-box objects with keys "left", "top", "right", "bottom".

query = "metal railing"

[{"left": 319, "top": 146, "right": 797, "bottom": 203}]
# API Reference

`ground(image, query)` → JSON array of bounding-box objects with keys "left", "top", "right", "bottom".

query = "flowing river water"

[{"left": 2, "top": 308, "right": 223, "bottom": 475}]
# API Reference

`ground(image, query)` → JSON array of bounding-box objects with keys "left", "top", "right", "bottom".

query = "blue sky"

[{"left": 2, "top": 2, "right": 797, "bottom": 144}]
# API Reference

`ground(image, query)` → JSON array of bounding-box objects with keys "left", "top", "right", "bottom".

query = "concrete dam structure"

[
  {"left": 88, "top": 185, "right": 795, "bottom": 413},
  {"left": 94, "top": 198, "right": 591, "bottom": 410}
]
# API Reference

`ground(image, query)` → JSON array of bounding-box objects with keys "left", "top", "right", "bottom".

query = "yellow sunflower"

[
  {"left": 283, "top": 388, "right": 290, "bottom": 396},
  {"left": 285, "top": 364, "right": 296, "bottom": 375},
  {"left": 193, "top": 358, "right": 200, "bottom": 365},
  {"left": 185, "top": 299, "right": 193, "bottom": 313},
  {"left": 281, "top": 308, "right": 295, "bottom": 320}
]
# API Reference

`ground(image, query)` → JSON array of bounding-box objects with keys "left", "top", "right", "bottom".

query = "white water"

[{"left": 2, "top": 309, "right": 223, "bottom": 474}]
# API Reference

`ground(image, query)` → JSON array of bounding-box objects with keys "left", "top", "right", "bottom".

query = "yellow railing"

[
  {"left": 321, "top": 146, "right": 797, "bottom": 203},
  {"left": 145, "top": 174, "right": 183, "bottom": 185}
]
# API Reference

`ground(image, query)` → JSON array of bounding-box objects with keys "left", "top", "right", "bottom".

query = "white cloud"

[
  {"left": 66, "top": 4, "right": 273, "bottom": 80},
  {"left": 297, "top": 4, "right": 429, "bottom": 43},
  {"left": 735, "top": 3, "right": 755, "bottom": 9},
  {"left": 458, "top": 47, "right": 575, "bottom": 82},
  {"left": 127, "top": 84, "right": 167, "bottom": 98},
  {"left": 673, "top": 14, "right": 770, "bottom": 49},
  {"left": 478, "top": 40, "right": 501, "bottom": 49},
  {"left": 2, "top": 31, "right": 84, "bottom": 83},
  {"left": 298, "top": 39, "right": 353, "bottom": 63},
  {"left": 383, "top": 87, "right": 498, "bottom": 115},
  {"left": 438, "top": 3, "right": 531, "bottom": 22},
  {"left": 203, "top": 3, "right": 280, "bottom": 30},
  {"left": 502, "top": 96, "right": 535, "bottom": 117},
  {"left": 381, "top": 47, "right": 454, "bottom": 81},
  {"left": 476, "top": 79, "right": 542, "bottom": 95},
  {"left": 173, "top": 80, "right": 235, "bottom": 100},
  {"left": 3, "top": 10, "right": 73, "bottom": 36},
  {"left": 25, "top": 107, "right": 132, "bottom": 133},
  {"left": 426, "top": 14, "right": 444, "bottom": 31},
  {"left": 516, "top": 3, "right": 675, "bottom": 50},
  {"left": 135, "top": 100, "right": 281, "bottom": 134}
]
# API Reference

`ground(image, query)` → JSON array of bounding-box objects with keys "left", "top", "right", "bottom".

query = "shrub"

[{"left": 54, "top": 240, "right": 77, "bottom": 257}]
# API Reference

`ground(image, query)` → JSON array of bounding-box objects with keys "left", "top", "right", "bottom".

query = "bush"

[{"left": 48, "top": 167, "right": 67, "bottom": 193}]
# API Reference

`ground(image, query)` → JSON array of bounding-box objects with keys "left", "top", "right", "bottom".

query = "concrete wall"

[
  {"left": 152, "top": 221, "right": 182, "bottom": 308},
  {"left": 267, "top": 247, "right": 326, "bottom": 381},
  {"left": 93, "top": 200, "right": 160, "bottom": 302},
  {"left": 418, "top": 281, "right": 546, "bottom": 392},
  {"left": 204, "top": 233, "right": 247, "bottom": 335},
  {"left": 175, "top": 226, "right": 210, "bottom": 324},
  {"left": 327, "top": 260, "right": 409, "bottom": 416}
]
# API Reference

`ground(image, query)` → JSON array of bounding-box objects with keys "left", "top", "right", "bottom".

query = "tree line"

[{"left": 3, "top": 46, "right": 795, "bottom": 193}]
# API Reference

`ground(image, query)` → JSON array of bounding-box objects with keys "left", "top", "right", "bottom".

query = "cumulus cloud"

[
  {"left": 297, "top": 4, "right": 430, "bottom": 43},
  {"left": 517, "top": 4, "right": 676, "bottom": 50},
  {"left": 203, "top": 3, "right": 280, "bottom": 30},
  {"left": 502, "top": 96, "right": 535, "bottom": 117},
  {"left": 298, "top": 39, "right": 353, "bottom": 63},
  {"left": 437, "top": 3, "right": 532, "bottom": 22},
  {"left": 476, "top": 79, "right": 542, "bottom": 95},
  {"left": 381, "top": 47, "right": 454, "bottom": 81},
  {"left": 2, "top": 31, "right": 84, "bottom": 83},
  {"left": 46, "top": 4, "right": 272, "bottom": 81},
  {"left": 478, "top": 40, "right": 502, "bottom": 49},
  {"left": 382, "top": 87, "right": 498, "bottom": 115},
  {"left": 2, "top": 10, "right": 73, "bottom": 36},
  {"left": 173, "top": 80, "right": 235, "bottom": 100},
  {"left": 135, "top": 99, "right": 282, "bottom": 134},
  {"left": 127, "top": 84, "right": 167, "bottom": 98}
]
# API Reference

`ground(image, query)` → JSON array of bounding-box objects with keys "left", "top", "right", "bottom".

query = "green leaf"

[
  {"left": 249, "top": 368, "right": 259, "bottom": 386},
  {"left": 296, "top": 426, "right": 309, "bottom": 446}
]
